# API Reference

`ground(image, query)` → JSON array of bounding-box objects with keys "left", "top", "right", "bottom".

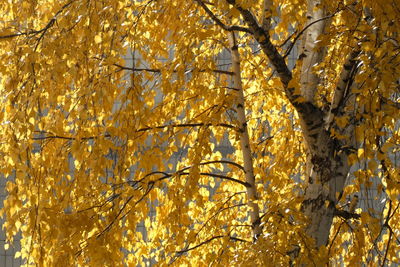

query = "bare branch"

[{"left": 0, "top": 32, "right": 30, "bottom": 39}]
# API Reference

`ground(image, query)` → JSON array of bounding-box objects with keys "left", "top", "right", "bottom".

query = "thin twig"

[{"left": 175, "top": 234, "right": 246, "bottom": 255}]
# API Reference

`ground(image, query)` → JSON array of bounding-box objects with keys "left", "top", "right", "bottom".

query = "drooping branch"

[
  {"left": 198, "top": 160, "right": 244, "bottom": 171},
  {"left": 136, "top": 123, "right": 235, "bottom": 132},
  {"left": 327, "top": 219, "right": 346, "bottom": 256},
  {"left": 380, "top": 200, "right": 396, "bottom": 267},
  {"left": 113, "top": 63, "right": 235, "bottom": 76},
  {"left": 162, "top": 172, "right": 250, "bottom": 188},
  {"left": 171, "top": 195, "right": 249, "bottom": 263},
  {"left": 128, "top": 168, "right": 250, "bottom": 188},
  {"left": 32, "top": 122, "right": 235, "bottom": 141},
  {"left": 96, "top": 181, "right": 154, "bottom": 238},
  {"left": 75, "top": 181, "right": 156, "bottom": 256},
  {"left": 196, "top": 192, "right": 246, "bottom": 236},
  {"left": 175, "top": 234, "right": 247, "bottom": 255}
]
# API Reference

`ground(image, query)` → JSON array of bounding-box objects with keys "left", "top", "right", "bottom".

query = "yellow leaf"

[
  {"left": 94, "top": 35, "right": 102, "bottom": 44},
  {"left": 357, "top": 148, "right": 364, "bottom": 158}
]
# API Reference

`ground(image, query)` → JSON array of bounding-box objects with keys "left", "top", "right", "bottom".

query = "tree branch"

[
  {"left": 136, "top": 123, "right": 235, "bottom": 132},
  {"left": 128, "top": 168, "right": 249, "bottom": 189},
  {"left": 225, "top": 0, "right": 326, "bottom": 135},
  {"left": 333, "top": 208, "right": 360, "bottom": 220},
  {"left": 198, "top": 160, "right": 244, "bottom": 171},
  {"left": 195, "top": 192, "right": 246, "bottom": 237},
  {"left": 0, "top": 1, "right": 75, "bottom": 40},
  {"left": 113, "top": 63, "right": 234, "bottom": 76},
  {"left": 380, "top": 200, "right": 394, "bottom": 267},
  {"left": 325, "top": 49, "right": 361, "bottom": 128},
  {"left": 194, "top": 0, "right": 252, "bottom": 34},
  {"left": 328, "top": 219, "right": 346, "bottom": 256},
  {"left": 32, "top": 122, "right": 235, "bottom": 141},
  {"left": 381, "top": 226, "right": 393, "bottom": 267},
  {"left": 179, "top": 172, "right": 250, "bottom": 188},
  {"left": 175, "top": 234, "right": 245, "bottom": 255},
  {"left": 225, "top": 0, "right": 292, "bottom": 95},
  {"left": 96, "top": 182, "right": 154, "bottom": 238}
]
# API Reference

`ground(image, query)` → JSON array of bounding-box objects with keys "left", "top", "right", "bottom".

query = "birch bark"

[{"left": 229, "top": 32, "right": 262, "bottom": 240}]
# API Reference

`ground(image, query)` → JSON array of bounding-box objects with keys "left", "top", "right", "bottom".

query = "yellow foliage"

[{"left": 0, "top": 0, "right": 398, "bottom": 266}]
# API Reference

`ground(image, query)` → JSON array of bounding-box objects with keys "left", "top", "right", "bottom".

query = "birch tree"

[{"left": 0, "top": 0, "right": 399, "bottom": 266}]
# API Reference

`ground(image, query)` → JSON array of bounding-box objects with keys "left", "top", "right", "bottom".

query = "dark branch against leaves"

[
  {"left": 113, "top": 63, "right": 234, "bottom": 76},
  {"left": 194, "top": 0, "right": 252, "bottom": 34},
  {"left": 32, "top": 122, "right": 235, "bottom": 141},
  {"left": 0, "top": 1, "right": 75, "bottom": 40}
]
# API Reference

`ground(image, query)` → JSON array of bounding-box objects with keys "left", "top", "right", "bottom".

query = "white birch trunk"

[
  {"left": 299, "top": 0, "right": 328, "bottom": 102},
  {"left": 229, "top": 32, "right": 262, "bottom": 240},
  {"left": 297, "top": 1, "right": 360, "bottom": 249},
  {"left": 300, "top": 49, "right": 360, "bottom": 247}
]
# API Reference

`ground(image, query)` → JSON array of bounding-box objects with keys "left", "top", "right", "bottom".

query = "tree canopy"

[{"left": 0, "top": 0, "right": 399, "bottom": 266}]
